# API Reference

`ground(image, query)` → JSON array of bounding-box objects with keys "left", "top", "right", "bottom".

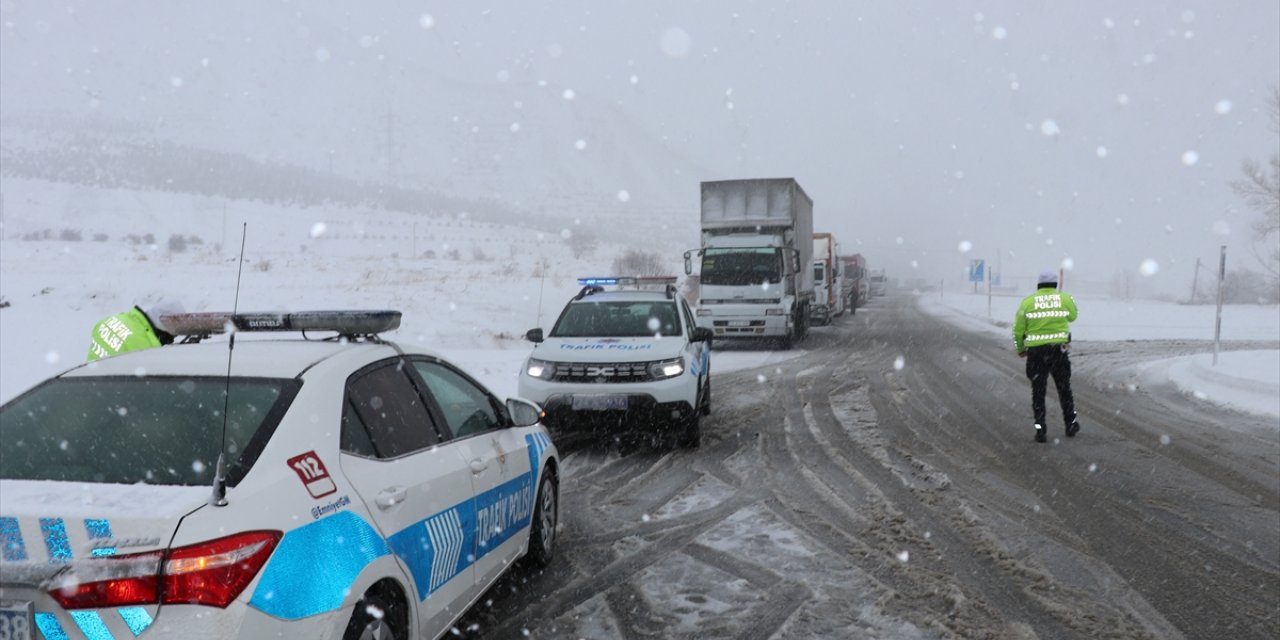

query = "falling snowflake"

[
  {"left": 315, "top": 48, "right": 331, "bottom": 62},
  {"left": 575, "top": 139, "right": 587, "bottom": 150},
  {"left": 1181, "top": 150, "right": 1199, "bottom": 166},
  {"left": 1096, "top": 146, "right": 1109, "bottom": 158},
  {"left": 192, "top": 460, "right": 207, "bottom": 474},
  {"left": 1040, "top": 119, "right": 1060, "bottom": 137},
  {"left": 756, "top": 374, "right": 767, "bottom": 384},
  {"left": 660, "top": 27, "right": 692, "bottom": 57},
  {"left": 310, "top": 222, "right": 327, "bottom": 238},
  {"left": 958, "top": 240, "right": 973, "bottom": 253},
  {"left": 1214, "top": 99, "right": 1233, "bottom": 115},
  {"left": 562, "top": 89, "right": 576, "bottom": 101},
  {"left": 896, "top": 550, "right": 910, "bottom": 562},
  {"left": 630, "top": 74, "right": 639, "bottom": 85},
  {"left": 1088, "top": 463, "right": 1098, "bottom": 473},
  {"left": 510, "top": 122, "right": 520, "bottom": 132},
  {"left": 170, "top": 76, "right": 184, "bottom": 88},
  {"left": 1159, "top": 434, "right": 1172, "bottom": 446},
  {"left": 1213, "top": 220, "right": 1231, "bottom": 236},
  {"left": 893, "top": 356, "right": 905, "bottom": 371},
  {"left": 45, "top": 351, "right": 60, "bottom": 364},
  {"left": 419, "top": 14, "right": 435, "bottom": 29},
  {"left": 617, "top": 190, "right": 631, "bottom": 202}
]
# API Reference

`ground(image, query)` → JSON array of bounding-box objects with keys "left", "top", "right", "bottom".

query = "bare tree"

[
  {"left": 1231, "top": 86, "right": 1280, "bottom": 280},
  {"left": 611, "top": 249, "right": 670, "bottom": 277}
]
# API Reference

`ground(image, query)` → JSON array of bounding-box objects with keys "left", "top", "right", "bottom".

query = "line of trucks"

[{"left": 682, "top": 178, "right": 884, "bottom": 350}]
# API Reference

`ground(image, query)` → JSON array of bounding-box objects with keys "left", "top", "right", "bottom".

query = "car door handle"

[
  {"left": 374, "top": 487, "right": 407, "bottom": 509},
  {"left": 469, "top": 459, "right": 489, "bottom": 474}
]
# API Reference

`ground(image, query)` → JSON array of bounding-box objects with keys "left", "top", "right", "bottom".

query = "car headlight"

[
  {"left": 648, "top": 357, "right": 685, "bottom": 380},
  {"left": 525, "top": 358, "right": 555, "bottom": 380}
]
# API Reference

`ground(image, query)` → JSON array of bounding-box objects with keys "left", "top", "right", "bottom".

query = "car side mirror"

[
  {"left": 525, "top": 328, "right": 544, "bottom": 343},
  {"left": 692, "top": 327, "right": 714, "bottom": 343},
  {"left": 506, "top": 398, "right": 543, "bottom": 427}
]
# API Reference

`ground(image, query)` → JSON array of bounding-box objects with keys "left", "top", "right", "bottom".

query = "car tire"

[
  {"left": 343, "top": 588, "right": 407, "bottom": 640},
  {"left": 678, "top": 386, "right": 702, "bottom": 449},
  {"left": 700, "top": 374, "right": 711, "bottom": 416},
  {"left": 523, "top": 473, "right": 557, "bottom": 569}
]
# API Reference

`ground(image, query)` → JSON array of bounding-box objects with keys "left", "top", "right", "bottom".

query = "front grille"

[
  {"left": 550, "top": 361, "right": 652, "bottom": 383},
  {"left": 712, "top": 320, "right": 767, "bottom": 327}
]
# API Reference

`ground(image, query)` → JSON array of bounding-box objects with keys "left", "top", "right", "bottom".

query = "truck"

[
  {"left": 840, "top": 254, "right": 868, "bottom": 313},
  {"left": 868, "top": 268, "right": 888, "bottom": 297},
  {"left": 684, "top": 178, "right": 815, "bottom": 349},
  {"left": 810, "top": 232, "right": 844, "bottom": 325}
]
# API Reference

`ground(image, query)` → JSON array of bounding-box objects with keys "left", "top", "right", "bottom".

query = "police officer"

[
  {"left": 88, "top": 300, "right": 185, "bottom": 361},
  {"left": 1013, "top": 271, "right": 1079, "bottom": 443}
]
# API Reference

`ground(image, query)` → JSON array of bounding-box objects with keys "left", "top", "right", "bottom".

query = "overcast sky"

[{"left": 2, "top": 0, "right": 1277, "bottom": 295}]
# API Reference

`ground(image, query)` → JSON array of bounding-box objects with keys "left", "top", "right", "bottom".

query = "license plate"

[
  {"left": 571, "top": 395, "right": 628, "bottom": 411},
  {"left": 0, "top": 601, "right": 35, "bottom": 640},
  {"left": 727, "top": 320, "right": 751, "bottom": 327}
]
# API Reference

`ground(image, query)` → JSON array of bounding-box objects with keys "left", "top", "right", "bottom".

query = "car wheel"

[
  {"left": 343, "top": 589, "right": 407, "bottom": 640},
  {"left": 523, "top": 472, "right": 557, "bottom": 569},
  {"left": 678, "top": 387, "right": 702, "bottom": 449},
  {"left": 700, "top": 374, "right": 711, "bottom": 416}
]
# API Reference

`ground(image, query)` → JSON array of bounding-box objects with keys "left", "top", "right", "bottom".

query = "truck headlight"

[
  {"left": 765, "top": 308, "right": 786, "bottom": 316},
  {"left": 525, "top": 358, "right": 555, "bottom": 380},
  {"left": 649, "top": 358, "right": 685, "bottom": 380},
  {"left": 696, "top": 309, "right": 712, "bottom": 316}
]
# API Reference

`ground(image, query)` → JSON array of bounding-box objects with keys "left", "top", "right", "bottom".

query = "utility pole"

[
  {"left": 1189, "top": 257, "right": 1202, "bottom": 303},
  {"left": 1213, "top": 245, "right": 1226, "bottom": 365}
]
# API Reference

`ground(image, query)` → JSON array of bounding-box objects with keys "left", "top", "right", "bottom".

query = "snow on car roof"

[{"left": 62, "top": 339, "right": 400, "bottom": 379}]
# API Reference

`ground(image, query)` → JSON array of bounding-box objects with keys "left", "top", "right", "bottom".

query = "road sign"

[{"left": 968, "top": 259, "right": 985, "bottom": 283}]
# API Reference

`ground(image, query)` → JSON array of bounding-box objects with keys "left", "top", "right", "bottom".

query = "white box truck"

[
  {"left": 684, "top": 178, "right": 815, "bottom": 349},
  {"left": 811, "top": 232, "right": 844, "bottom": 325}
]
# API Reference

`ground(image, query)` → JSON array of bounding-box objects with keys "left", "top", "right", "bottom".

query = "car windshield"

[
  {"left": 0, "top": 376, "right": 297, "bottom": 486},
  {"left": 701, "top": 248, "right": 782, "bottom": 286},
  {"left": 551, "top": 300, "right": 681, "bottom": 338}
]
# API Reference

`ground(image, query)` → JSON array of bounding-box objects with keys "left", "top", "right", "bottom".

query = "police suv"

[
  {"left": 518, "top": 278, "right": 712, "bottom": 447},
  {"left": 0, "top": 311, "right": 558, "bottom": 640}
]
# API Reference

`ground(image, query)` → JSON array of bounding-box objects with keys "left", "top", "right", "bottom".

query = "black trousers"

[{"left": 1025, "top": 344, "right": 1075, "bottom": 428}]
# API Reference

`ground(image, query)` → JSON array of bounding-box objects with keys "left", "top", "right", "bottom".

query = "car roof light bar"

[{"left": 161, "top": 310, "right": 402, "bottom": 338}]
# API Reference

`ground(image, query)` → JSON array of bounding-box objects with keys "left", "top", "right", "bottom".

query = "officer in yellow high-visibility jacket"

[
  {"left": 88, "top": 300, "right": 184, "bottom": 361},
  {"left": 1013, "top": 271, "right": 1079, "bottom": 443}
]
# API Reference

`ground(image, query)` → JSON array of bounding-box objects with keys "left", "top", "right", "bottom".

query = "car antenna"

[{"left": 211, "top": 222, "right": 247, "bottom": 507}]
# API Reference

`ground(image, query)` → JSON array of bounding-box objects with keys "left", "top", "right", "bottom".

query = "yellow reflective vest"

[{"left": 1013, "top": 286, "right": 1078, "bottom": 352}]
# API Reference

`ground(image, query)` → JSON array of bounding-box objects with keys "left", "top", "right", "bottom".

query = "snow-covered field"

[
  {"left": 917, "top": 288, "right": 1280, "bottom": 419},
  {"left": 0, "top": 178, "right": 795, "bottom": 404}
]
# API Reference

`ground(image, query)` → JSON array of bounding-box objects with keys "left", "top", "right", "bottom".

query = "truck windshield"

[
  {"left": 701, "top": 248, "right": 781, "bottom": 286},
  {"left": 0, "top": 376, "right": 298, "bottom": 486},
  {"left": 551, "top": 301, "right": 682, "bottom": 338}
]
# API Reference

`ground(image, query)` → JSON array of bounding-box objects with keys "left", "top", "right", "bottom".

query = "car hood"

[
  {"left": 531, "top": 337, "right": 685, "bottom": 363},
  {"left": 0, "top": 479, "right": 207, "bottom": 585}
]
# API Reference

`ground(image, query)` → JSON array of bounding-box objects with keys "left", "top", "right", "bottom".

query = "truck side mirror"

[
  {"left": 789, "top": 249, "right": 802, "bottom": 275},
  {"left": 525, "top": 328, "right": 544, "bottom": 343},
  {"left": 683, "top": 250, "right": 693, "bottom": 275}
]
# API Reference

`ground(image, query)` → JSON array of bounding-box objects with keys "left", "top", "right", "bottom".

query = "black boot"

[{"left": 1065, "top": 415, "right": 1080, "bottom": 438}]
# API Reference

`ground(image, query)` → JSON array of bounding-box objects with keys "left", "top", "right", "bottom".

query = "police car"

[
  {"left": 518, "top": 278, "right": 712, "bottom": 447},
  {"left": 0, "top": 311, "right": 558, "bottom": 640}
]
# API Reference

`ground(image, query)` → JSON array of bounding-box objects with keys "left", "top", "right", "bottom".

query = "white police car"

[
  {"left": 0, "top": 311, "right": 558, "bottom": 640},
  {"left": 518, "top": 278, "right": 712, "bottom": 448}
]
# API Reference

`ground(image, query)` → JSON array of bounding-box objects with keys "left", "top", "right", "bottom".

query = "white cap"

[
  {"left": 145, "top": 299, "right": 186, "bottom": 333},
  {"left": 1037, "top": 270, "right": 1058, "bottom": 286}
]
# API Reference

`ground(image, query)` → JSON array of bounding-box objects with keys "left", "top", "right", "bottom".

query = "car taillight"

[{"left": 48, "top": 530, "right": 281, "bottom": 610}]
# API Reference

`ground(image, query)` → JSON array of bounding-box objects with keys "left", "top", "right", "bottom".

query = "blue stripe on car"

[
  {"left": 35, "top": 613, "right": 69, "bottom": 640},
  {"left": 0, "top": 516, "right": 25, "bottom": 561},
  {"left": 39, "top": 518, "right": 71, "bottom": 562},
  {"left": 84, "top": 518, "right": 116, "bottom": 557},
  {"left": 118, "top": 607, "right": 154, "bottom": 637},
  {"left": 251, "top": 435, "right": 552, "bottom": 617},
  {"left": 249, "top": 510, "right": 391, "bottom": 620},
  {"left": 69, "top": 611, "right": 113, "bottom": 640}
]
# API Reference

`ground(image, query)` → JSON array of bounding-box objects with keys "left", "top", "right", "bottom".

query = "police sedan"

[{"left": 0, "top": 310, "right": 558, "bottom": 640}]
